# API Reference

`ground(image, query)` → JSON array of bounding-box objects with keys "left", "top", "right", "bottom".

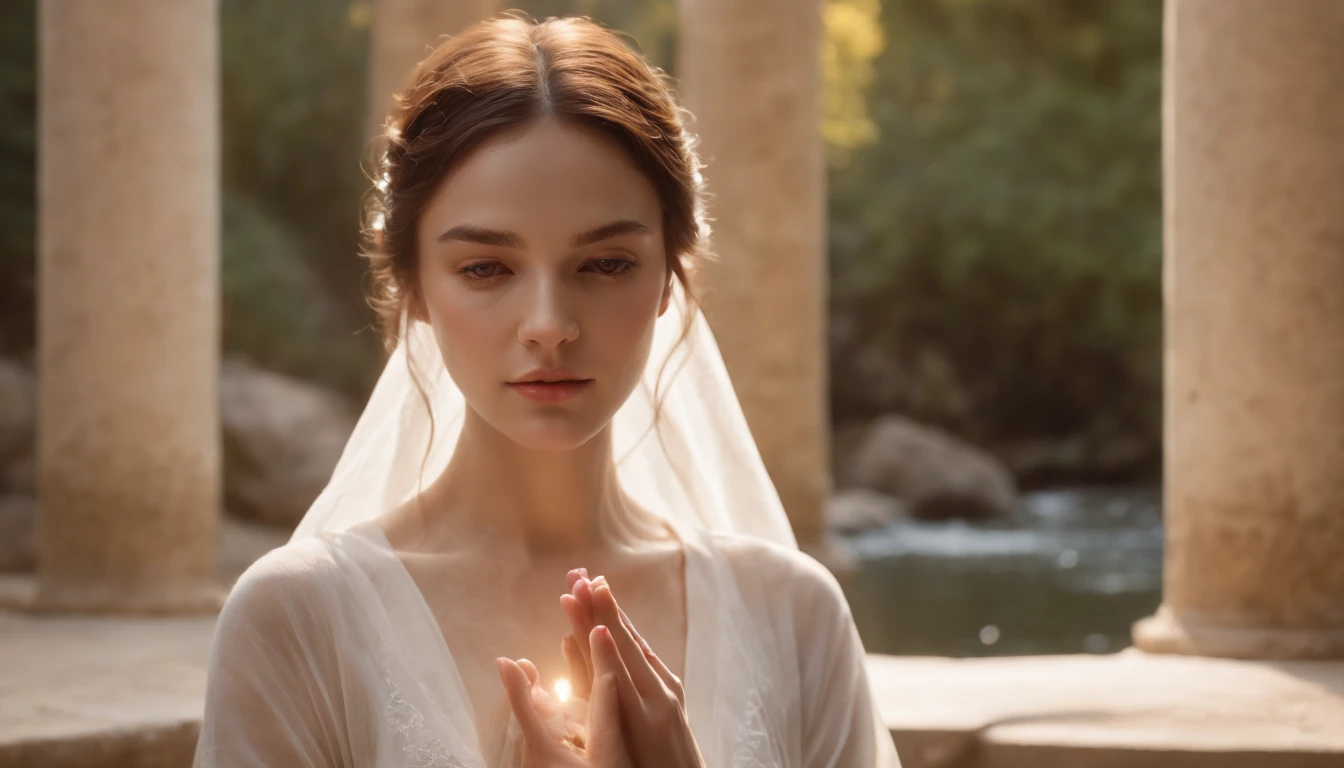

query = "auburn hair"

[
  {"left": 362, "top": 12, "right": 710, "bottom": 349},
  {"left": 360, "top": 13, "right": 714, "bottom": 481}
]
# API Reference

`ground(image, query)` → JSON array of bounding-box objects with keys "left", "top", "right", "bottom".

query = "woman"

[{"left": 195, "top": 13, "right": 900, "bottom": 768}]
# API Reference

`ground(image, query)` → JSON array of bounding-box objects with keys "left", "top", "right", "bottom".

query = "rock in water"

[
  {"left": 826, "top": 489, "right": 906, "bottom": 533},
  {"left": 844, "top": 415, "right": 1017, "bottom": 522}
]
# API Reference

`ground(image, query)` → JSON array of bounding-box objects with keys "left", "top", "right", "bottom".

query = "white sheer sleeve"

[
  {"left": 703, "top": 534, "right": 901, "bottom": 767},
  {"left": 796, "top": 564, "right": 900, "bottom": 768},
  {"left": 193, "top": 544, "right": 355, "bottom": 768}
]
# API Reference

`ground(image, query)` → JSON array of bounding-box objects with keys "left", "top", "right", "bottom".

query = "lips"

[{"left": 507, "top": 369, "right": 593, "bottom": 404}]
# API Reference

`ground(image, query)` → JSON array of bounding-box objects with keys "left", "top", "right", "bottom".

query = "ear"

[{"left": 657, "top": 278, "right": 673, "bottom": 318}]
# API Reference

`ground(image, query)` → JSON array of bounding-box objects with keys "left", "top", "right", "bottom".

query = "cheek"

[
  {"left": 420, "top": 276, "right": 504, "bottom": 387},
  {"left": 590, "top": 279, "right": 664, "bottom": 381}
]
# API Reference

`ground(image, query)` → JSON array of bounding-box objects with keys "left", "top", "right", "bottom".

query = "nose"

[{"left": 517, "top": 274, "right": 580, "bottom": 350}]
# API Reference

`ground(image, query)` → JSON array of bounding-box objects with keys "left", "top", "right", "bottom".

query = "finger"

[
  {"left": 561, "top": 594, "right": 594, "bottom": 686},
  {"left": 496, "top": 658, "right": 563, "bottom": 759},
  {"left": 593, "top": 584, "right": 662, "bottom": 698},
  {"left": 574, "top": 577, "right": 597, "bottom": 626},
  {"left": 516, "top": 658, "right": 568, "bottom": 733},
  {"left": 561, "top": 634, "right": 593, "bottom": 701},
  {"left": 616, "top": 605, "right": 681, "bottom": 696},
  {"left": 566, "top": 568, "right": 589, "bottom": 591},
  {"left": 586, "top": 672, "right": 627, "bottom": 768},
  {"left": 518, "top": 658, "right": 541, "bottom": 686},
  {"left": 590, "top": 625, "right": 639, "bottom": 717},
  {"left": 561, "top": 594, "right": 594, "bottom": 653}
]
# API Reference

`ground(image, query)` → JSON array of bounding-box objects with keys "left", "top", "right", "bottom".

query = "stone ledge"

[
  {"left": 2, "top": 602, "right": 1342, "bottom": 768},
  {"left": 0, "top": 602, "right": 213, "bottom": 768},
  {"left": 871, "top": 651, "right": 1344, "bottom": 767}
]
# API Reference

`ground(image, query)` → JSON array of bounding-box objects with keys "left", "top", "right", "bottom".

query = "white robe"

[{"left": 193, "top": 521, "right": 901, "bottom": 767}]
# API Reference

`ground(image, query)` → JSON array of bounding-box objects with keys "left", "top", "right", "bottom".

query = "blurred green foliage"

[
  {"left": 0, "top": 0, "right": 1161, "bottom": 477},
  {"left": 221, "top": 190, "right": 374, "bottom": 391},
  {"left": 221, "top": 0, "right": 382, "bottom": 394},
  {"left": 828, "top": 0, "right": 1162, "bottom": 473}
]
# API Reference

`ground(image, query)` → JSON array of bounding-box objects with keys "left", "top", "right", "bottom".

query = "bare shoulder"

[{"left": 702, "top": 531, "right": 851, "bottom": 618}]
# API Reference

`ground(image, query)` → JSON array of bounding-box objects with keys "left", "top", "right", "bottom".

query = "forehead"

[{"left": 419, "top": 119, "right": 663, "bottom": 241}]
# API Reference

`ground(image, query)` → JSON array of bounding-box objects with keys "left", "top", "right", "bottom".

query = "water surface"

[{"left": 839, "top": 486, "right": 1163, "bottom": 657}]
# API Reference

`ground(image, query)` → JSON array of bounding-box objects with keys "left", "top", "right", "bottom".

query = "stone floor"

[
  {"left": 0, "top": 516, "right": 288, "bottom": 768},
  {"left": 0, "top": 607, "right": 212, "bottom": 767},
  {"left": 2, "top": 516, "right": 1342, "bottom": 768},
  {"left": 2, "top": 597, "right": 1342, "bottom": 768},
  {"left": 869, "top": 651, "right": 1344, "bottom": 767}
]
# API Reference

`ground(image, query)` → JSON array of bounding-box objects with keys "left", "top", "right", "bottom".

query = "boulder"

[
  {"left": 0, "top": 359, "right": 35, "bottom": 466},
  {"left": 3, "top": 453, "right": 34, "bottom": 495},
  {"left": 826, "top": 489, "right": 906, "bottom": 533},
  {"left": 221, "top": 359, "right": 357, "bottom": 529},
  {"left": 843, "top": 414, "right": 1017, "bottom": 522},
  {"left": 218, "top": 513, "right": 293, "bottom": 585},
  {"left": 0, "top": 494, "right": 35, "bottom": 573}
]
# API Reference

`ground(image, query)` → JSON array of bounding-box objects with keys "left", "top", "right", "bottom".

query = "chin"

[{"left": 505, "top": 417, "right": 609, "bottom": 452}]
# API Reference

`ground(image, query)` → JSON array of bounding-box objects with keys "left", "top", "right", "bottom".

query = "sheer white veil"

[{"left": 289, "top": 281, "right": 797, "bottom": 549}]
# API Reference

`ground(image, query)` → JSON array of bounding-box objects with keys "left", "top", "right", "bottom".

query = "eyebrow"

[{"left": 436, "top": 219, "right": 653, "bottom": 249}]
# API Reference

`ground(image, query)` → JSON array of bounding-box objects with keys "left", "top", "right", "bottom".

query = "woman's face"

[{"left": 414, "top": 119, "right": 671, "bottom": 451}]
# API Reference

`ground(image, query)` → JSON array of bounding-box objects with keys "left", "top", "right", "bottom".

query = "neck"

[{"left": 421, "top": 409, "right": 660, "bottom": 557}]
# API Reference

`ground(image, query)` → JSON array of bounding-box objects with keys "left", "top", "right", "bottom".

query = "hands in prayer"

[{"left": 495, "top": 569, "right": 707, "bottom": 768}]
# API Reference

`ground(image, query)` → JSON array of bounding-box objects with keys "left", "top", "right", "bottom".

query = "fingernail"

[{"left": 579, "top": 567, "right": 589, "bottom": 578}]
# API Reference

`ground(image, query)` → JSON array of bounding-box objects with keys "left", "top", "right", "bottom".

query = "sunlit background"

[{"left": 0, "top": 0, "right": 1163, "bottom": 657}]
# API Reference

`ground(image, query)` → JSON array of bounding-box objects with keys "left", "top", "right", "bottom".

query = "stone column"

[
  {"left": 1133, "top": 0, "right": 1344, "bottom": 659},
  {"left": 35, "top": 0, "right": 221, "bottom": 613},
  {"left": 366, "top": 0, "right": 499, "bottom": 141},
  {"left": 677, "top": 0, "right": 830, "bottom": 550}
]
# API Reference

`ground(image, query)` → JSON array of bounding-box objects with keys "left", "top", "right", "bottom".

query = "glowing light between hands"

[{"left": 553, "top": 678, "right": 572, "bottom": 704}]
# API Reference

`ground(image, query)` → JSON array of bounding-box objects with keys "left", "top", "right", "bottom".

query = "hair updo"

[{"left": 361, "top": 13, "right": 711, "bottom": 349}]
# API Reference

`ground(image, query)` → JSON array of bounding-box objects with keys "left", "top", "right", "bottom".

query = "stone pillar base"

[
  {"left": 1134, "top": 605, "right": 1344, "bottom": 660},
  {"left": 22, "top": 582, "right": 223, "bottom": 616}
]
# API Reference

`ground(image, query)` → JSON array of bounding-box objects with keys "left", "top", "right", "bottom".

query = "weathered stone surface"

[
  {"left": 37, "top": 0, "right": 220, "bottom": 613},
  {"left": 0, "top": 610, "right": 214, "bottom": 765},
  {"left": 844, "top": 415, "right": 1017, "bottom": 522},
  {"left": 366, "top": 0, "right": 499, "bottom": 141},
  {"left": 871, "top": 651, "right": 1344, "bottom": 767},
  {"left": 3, "top": 614, "right": 1341, "bottom": 768},
  {"left": 221, "top": 360, "right": 356, "bottom": 529},
  {"left": 1136, "top": 0, "right": 1344, "bottom": 659},
  {"left": 678, "top": 0, "right": 829, "bottom": 546}
]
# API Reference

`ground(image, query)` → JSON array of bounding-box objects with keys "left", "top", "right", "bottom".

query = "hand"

[
  {"left": 496, "top": 655, "right": 631, "bottom": 768},
  {"left": 560, "top": 571, "right": 707, "bottom": 768}
]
